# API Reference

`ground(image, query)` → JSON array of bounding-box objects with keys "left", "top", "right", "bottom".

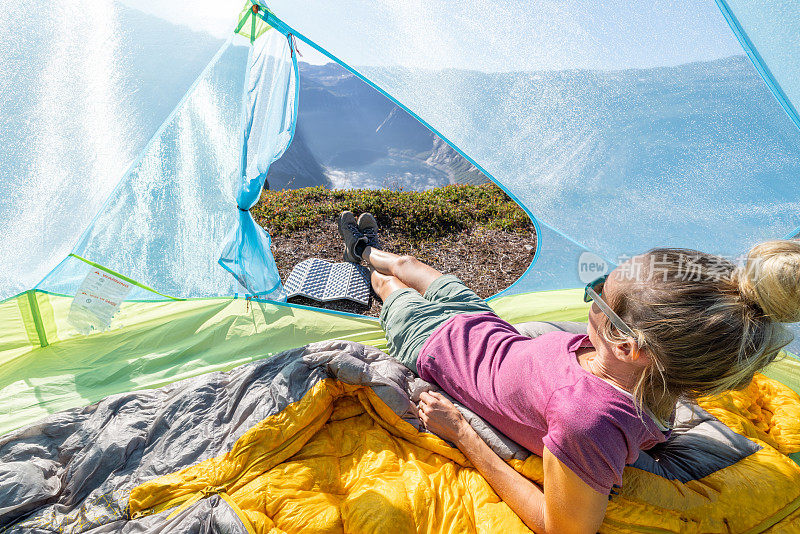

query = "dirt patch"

[{"left": 271, "top": 219, "right": 536, "bottom": 317}]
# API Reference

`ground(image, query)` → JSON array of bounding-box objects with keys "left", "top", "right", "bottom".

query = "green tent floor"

[{"left": 1, "top": 288, "right": 798, "bottom": 438}]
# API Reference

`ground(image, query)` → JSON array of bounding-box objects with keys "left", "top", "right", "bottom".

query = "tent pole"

[
  {"left": 713, "top": 0, "right": 800, "bottom": 133},
  {"left": 25, "top": 290, "right": 49, "bottom": 348}
]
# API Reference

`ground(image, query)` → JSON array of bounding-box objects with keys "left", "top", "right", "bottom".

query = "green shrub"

[{"left": 252, "top": 183, "right": 533, "bottom": 243}]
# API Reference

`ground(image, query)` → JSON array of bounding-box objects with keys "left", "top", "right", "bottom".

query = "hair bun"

[{"left": 735, "top": 240, "right": 800, "bottom": 323}]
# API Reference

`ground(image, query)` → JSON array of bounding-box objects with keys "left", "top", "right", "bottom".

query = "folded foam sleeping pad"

[{"left": 1, "top": 324, "right": 800, "bottom": 533}]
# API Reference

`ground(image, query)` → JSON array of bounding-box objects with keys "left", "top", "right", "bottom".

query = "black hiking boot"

[
  {"left": 357, "top": 212, "right": 381, "bottom": 257},
  {"left": 337, "top": 211, "right": 368, "bottom": 263}
]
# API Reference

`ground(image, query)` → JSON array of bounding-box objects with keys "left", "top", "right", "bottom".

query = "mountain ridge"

[{"left": 266, "top": 61, "right": 484, "bottom": 191}]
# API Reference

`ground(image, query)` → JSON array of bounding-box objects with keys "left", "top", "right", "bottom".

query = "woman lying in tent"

[
  {"left": 337, "top": 210, "right": 800, "bottom": 534},
  {"left": 339, "top": 212, "right": 800, "bottom": 533}
]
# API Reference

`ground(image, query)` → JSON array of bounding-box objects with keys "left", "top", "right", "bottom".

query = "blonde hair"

[{"left": 599, "top": 240, "right": 800, "bottom": 424}]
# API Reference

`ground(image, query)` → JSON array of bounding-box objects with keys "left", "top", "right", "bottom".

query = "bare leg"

[
  {"left": 363, "top": 247, "right": 443, "bottom": 296},
  {"left": 369, "top": 267, "right": 409, "bottom": 302}
]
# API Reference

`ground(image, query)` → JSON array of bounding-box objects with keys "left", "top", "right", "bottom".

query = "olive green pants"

[{"left": 378, "top": 274, "right": 494, "bottom": 373}]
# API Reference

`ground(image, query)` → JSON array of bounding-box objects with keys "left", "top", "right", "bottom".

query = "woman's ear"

[{"left": 613, "top": 340, "right": 649, "bottom": 366}]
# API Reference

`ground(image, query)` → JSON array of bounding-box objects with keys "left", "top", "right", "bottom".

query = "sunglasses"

[{"left": 583, "top": 274, "right": 638, "bottom": 341}]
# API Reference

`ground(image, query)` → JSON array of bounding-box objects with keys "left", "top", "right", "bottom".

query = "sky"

[{"left": 120, "top": 0, "right": 745, "bottom": 72}]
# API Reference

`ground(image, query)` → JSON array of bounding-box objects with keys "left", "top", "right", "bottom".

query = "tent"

[
  {"left": 2, "top": 0, "right": 798, "bottom": 434},
  {"left": 1, "top": 0, "right": 800, "bottom": 531}
]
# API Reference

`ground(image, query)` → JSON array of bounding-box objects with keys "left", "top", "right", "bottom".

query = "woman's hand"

[
  {"left": 419, "top": 391, "right": 607, "bottom": 533},
  {"left": 418, "top": 391, "right": 471, "bottom": 444}
]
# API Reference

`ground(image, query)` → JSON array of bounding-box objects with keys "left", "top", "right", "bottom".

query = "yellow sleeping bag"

[{"left": 129, "top": 373, "right": 800, "bottom": 533}]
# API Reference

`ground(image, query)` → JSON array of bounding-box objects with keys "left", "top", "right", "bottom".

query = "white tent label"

[{"left": 67, "top": 268, "right": 133, "bottom": 333}]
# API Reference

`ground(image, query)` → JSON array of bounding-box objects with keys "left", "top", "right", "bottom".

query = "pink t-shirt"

[{"left": 416, "top": 312, "right": 668, "bottom": 494}]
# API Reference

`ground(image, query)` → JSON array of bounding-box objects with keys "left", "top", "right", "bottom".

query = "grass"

[{"left": 252, "top": 183, "right": 533, "bottom": 243}]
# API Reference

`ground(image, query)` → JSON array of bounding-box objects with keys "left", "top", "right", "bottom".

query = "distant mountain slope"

[
  {"left": 266, "top": 124, "right": 329, "bottom": 189},
  {"left": 266, "top": 62, "right": 485, "bottom": 191},
  {"left": 268, "top": 53, "right": 800, "bottom": 235}
]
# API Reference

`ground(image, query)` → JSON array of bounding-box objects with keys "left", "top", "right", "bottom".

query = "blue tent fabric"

[
  {"left": 714, "top": 0, "right": 800, "bottom": 131},
  {"left": 714, "top": 0, "right": 799, "bottom": 356},
  {"left": 0, "top": 0, "right": 797, "bottom": 357},
  {"left": 218, "top": 30, "right": 299, "bottom": 299},
  {"left": 0, "top": 0, "right": 227, "bottom": 301},
  {"left": 35, "top": 41, "right": 250, "bottom": 300}
]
